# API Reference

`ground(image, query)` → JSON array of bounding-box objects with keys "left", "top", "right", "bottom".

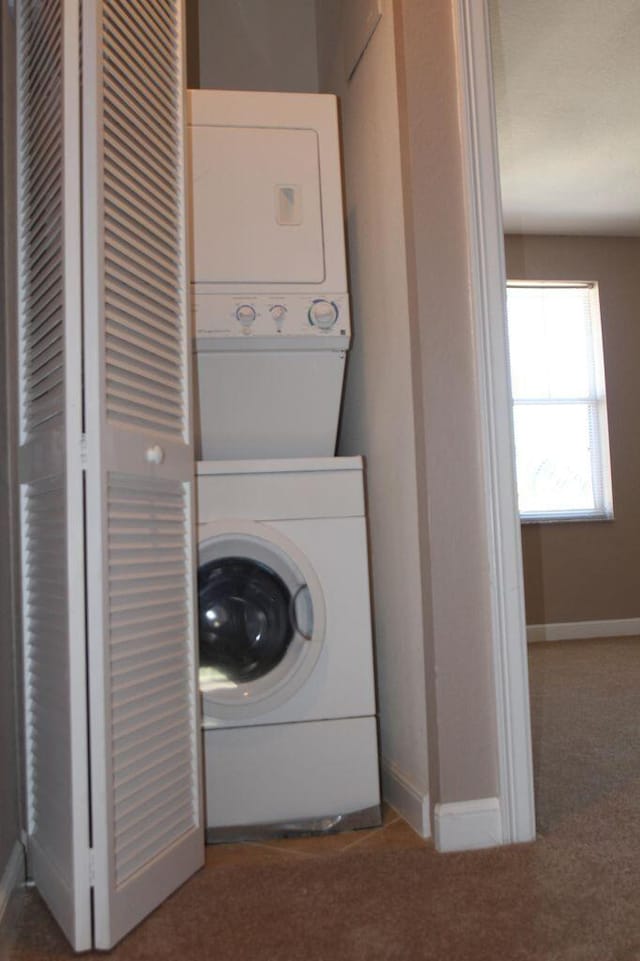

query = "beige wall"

[
  {"left": 195, "top": 0, "right": 318, "bottom": 92},
  {"left": 0, "top": 0, "right": 23, "bottom": 888},
  {"left": 394, "top": 0, "right": 499, "bottom": 804},
  {"left": 506, "top": 234, "right": 640, "bottom": 625},
  {"left": 320, "top": 0, "right": 502, "bottom": 808},
  {"left": 315, "top": 0, "right": 430, "bottom": 809}
]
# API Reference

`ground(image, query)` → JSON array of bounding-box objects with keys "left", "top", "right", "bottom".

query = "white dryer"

[
  {"left": 196, "top": 457, "right": 380, "bottom": 841},
  {"left": 188, "top": 90, "right": 351, "bottom": 460}
]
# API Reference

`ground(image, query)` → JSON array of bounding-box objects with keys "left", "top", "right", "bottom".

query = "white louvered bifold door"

[
  {"left": 81, "top": 0, "right": 203, "bottom": 949},
  {"left": 17, "top": 0, "right": 92, "bottom": 951}
]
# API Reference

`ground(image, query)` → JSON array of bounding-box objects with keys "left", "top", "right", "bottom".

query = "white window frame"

[{"left": 506, "top": 280, "right": 614, "bottom": 524}]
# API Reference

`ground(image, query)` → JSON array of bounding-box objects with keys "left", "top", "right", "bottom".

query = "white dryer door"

[
  {"left": 198, "top": 520, "right": 326, "bottom": 721},
  {"left": 190, "top": 125, "right": 325, "bottom": 285}
]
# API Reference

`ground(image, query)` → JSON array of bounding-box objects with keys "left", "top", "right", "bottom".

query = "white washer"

[
  {"left": 188, "top": 90, "right": 351, "bottom": 460},
  {"left": 197, "top": 457, "right": 381, "bottom": 841}
]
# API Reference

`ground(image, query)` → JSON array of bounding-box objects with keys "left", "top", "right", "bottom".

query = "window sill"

[{"left": 520, "top": 510, "right": 614, "bottom": 525}]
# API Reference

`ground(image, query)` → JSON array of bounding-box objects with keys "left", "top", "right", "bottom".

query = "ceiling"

[{"left": 489, "top": 0, "right": 640, "bottom": 235}]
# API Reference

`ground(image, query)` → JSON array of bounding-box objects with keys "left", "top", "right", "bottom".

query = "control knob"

[
  {"left": 308, "top": 299, "right": 338, "bottom": 331},
  {"left": 270, "top": 305, "right": 287, "bottom": 326},
  {"left": 235, "top": 304, "right": 256, "bottom": 327}
]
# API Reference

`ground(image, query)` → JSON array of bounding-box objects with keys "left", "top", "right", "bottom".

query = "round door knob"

[
  {"left": 235, "top": 304, "right": 256, "bottom": 326},
  {"left": 145, "top": 445, "right": 165, "bottom": 465},
  {"left": 308, "top": 299, "right": 338, "bottom": 330}
]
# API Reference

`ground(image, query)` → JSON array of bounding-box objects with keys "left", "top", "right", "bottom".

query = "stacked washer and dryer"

[{"left": 188, "top": 89, "right": 381, "bottom": 841}]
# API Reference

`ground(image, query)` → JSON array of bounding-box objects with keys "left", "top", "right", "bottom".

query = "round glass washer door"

[{"left": 198, "top": 520, "right": 326, "bottom": 721}]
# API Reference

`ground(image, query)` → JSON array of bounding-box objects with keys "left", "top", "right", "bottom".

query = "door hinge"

[
  {"left": 80, "top": 433, "right": 88, "bottom": 470},
  {"left": 88, "top": 848, "right": 95, "bottom": 886}
]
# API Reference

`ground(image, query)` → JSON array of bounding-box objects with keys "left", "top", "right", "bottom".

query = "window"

[{"left": 506, "top": 281, "right": 613, "bottom": 522}]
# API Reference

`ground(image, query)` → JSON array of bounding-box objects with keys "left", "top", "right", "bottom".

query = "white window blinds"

[{"left": 506, "top": 282, "right": 613, "bottom": 522}]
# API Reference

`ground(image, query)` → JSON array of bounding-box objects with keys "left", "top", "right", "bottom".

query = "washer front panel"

[{"left": 198, "top": 520, "right": 326, "bottom": 721}]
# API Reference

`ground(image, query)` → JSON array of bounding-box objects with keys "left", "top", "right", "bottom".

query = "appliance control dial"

[
  {"left": 270, "top": 305, "right": 287, "bottom": 325},
  {"left": 308, "top": 299, "right": 339, "bottom": 330},
  {"left": 235, "top": 304, "right": 256, "bottom": 326}
]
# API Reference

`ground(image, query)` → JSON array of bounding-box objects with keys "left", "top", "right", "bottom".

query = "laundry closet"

[
  {"left": 14, "top": 0, "right": 432, "bottom": 952},
  {"left": 187, "top": 0, "right": 430, "bottom": 844}
]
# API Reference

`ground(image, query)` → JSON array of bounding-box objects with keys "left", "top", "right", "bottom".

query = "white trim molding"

[
  {"left": 528, "top": 618, "right": 640, "bottom": 644},
  {"left": 0, "top": 841, "right": 24, "bottom": 933},
  {"left": 452, "top": 0, "right": 536, "bottom": 845},
  {"left": 381, "top": 758, "right": 431, "bottom": 839},
  {"left": 434, "top": 798, "right": 503, "bottom": 852}
]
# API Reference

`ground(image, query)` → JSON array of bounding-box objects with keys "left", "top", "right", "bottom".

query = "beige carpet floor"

[
  {"left": 8, "top": 637, "right": 640, "bottom": 960},
  {"left": 529, "top": 636, "right": 640, "bottom": 833}
]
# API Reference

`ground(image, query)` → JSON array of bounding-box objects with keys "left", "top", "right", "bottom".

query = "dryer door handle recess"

[{"left": 290, "top": 584, "right": 314, "bottom": 642}]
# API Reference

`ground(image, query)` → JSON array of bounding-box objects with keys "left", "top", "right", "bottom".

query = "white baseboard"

[
  {"left": 433, "top": 797, "right": 502, "bottom": 852},
  {"left": 380, "top": 758, "right": 431, "bottom": 838},
  {"left": 0, "top": 841, "right": 25, "bottom": 945},
  {"left": 527, "top": 617, "right": 640, "bottom": 644}
]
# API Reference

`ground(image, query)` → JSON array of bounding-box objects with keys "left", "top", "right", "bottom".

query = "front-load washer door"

[{"left": 198, "top": 520, "right": 326, "bottom": 722}]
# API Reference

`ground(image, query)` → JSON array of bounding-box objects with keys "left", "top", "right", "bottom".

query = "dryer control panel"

[{"left": 193, "top": 293, "right": 351, "bottom": 351}]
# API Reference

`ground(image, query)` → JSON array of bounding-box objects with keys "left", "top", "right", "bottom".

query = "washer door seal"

[{"left": 198, "top": 519, "right": 326, "bottom": 720}]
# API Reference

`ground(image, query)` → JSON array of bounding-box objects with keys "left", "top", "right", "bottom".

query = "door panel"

[
  {"left": 82, "top": 0, "right": 203, "bottom": 949},
  {"left": 108, "top": 476, "right": 198, "bottom": 889},
  {"left": 18, "top": 0, "right": 201, "bottom": 948},
  {"left": 17, "top": 0, "right": 91, "bottom": 949}
]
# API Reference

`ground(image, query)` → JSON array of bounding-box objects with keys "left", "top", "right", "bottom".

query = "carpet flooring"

[
  {"left": 8, "top": 637, "right": 640, "bottom": 960},
  {"left": 528, "top": 636, "right": 640, "bottom": 834}
]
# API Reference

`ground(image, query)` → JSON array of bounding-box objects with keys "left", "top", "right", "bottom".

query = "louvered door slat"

[
  {"left": 105, "top": 359, "right": 181, "bottom": 397},
  {"left": 105, "top": 284, "right": 181, "bottom": 337},
  {"left": 115, "top": 813, "right": 194, "bottom": 886},
  {"left": 104, "top": 47, "right": 177, "bottom": 138},
  {"left": 103, "top": 161, "right": 177, "bottom": 240},
  {"left": 115, "top": 782, "right": 192, "bottom": 844},
  {"left": 113, "top": 756, "right": 191, "bottom": 818},
  {"left": 107, "top": 229, "right": 174, "bottom": 297},
  {"left": 105, "top": 20, "right": 174, "bottom": 91},
  {"left": 28, "top": 329, "right": 62, "bottom": 367},
  {"left": 108, "top": 4, "right": 174, "bottom": 71},
  {"left": 20, "top": 215, "right": 62, "bottom": 274},
  {"left": 105, "top": 243, "right": 178, "bottom": 302},
  {"left": 104, "top": 34, "right": 178, "bottom": 129},
  {"left": 104, "top": 114, "right": 178, "bottom": 197},
  {"left": 23, "top": 100, "right": 61, "bottom": 159},
  {"left": 104, "top": 219, "right": 179, "bottom": 282},
  {"left": 116, "top": 783, "right": 190, "bottom": 830},
  {"left": 105, "top": 93, "right": 177, "bottom": 182},
  {"left": 104, "top": 158, "right": 176, "bottom": 231},
  {"left": 127, "top": 3, "right": 174, "bottom": 59},
  {"left": 111, "top": 689, "right": 190, "bottom": 736},
  {"left": 109, "top": 519, "right": 184, "bottom": 535},
  {"left": 107, "top": 288, "right": 180, "bottom": 336},
  {"left": 21, "top": 44, "right": 61, "bottom": 103},
  {"left": 111, "top": 633, "right": 184, "bottom": 664},
  {"left": 110, "top": 627, "right": 187, "bottom": 654},
  {"left": 113, "top": 713, "right": 185, "bottom": 754},
  {"left": 28, "top": 307, "right": 62, "bottom": 352},
  {"left": 111, "top": 644, "right": 186, "bottom": 680},
  {"left": 106, "top": 377, "right": 186, "bottom": 419},
  {"left": 107, "top": 322, "right": 180, "bottom": 366},
  {"left": 22, "top": 127, "right": 62, "bottom": 195},
  {"left": 21, "top": 243, "right": 60, "bottom": 296},
  {"left": 104, "top": 27, "right": 176, "bottom": 106}
]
